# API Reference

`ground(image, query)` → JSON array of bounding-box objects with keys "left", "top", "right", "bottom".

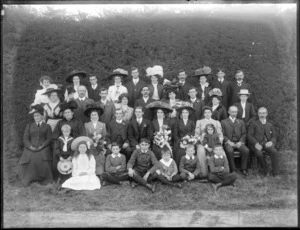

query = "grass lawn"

[{"left": 3, "top": 149, "right": 297, "bottom": 212}]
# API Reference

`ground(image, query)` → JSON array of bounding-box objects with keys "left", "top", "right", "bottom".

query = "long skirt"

[
  {"left": 17, "top": 148, "right": 53, "bottom": 186},
  {"left": 62, "top": 175, "right": 101, "bottom": 190}
]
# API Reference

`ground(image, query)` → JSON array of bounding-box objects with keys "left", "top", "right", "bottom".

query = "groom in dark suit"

[
  {"left": 73, "top": 85, "right": 94, "bottom": 124},
  {"left": 134, "top": 85, "right": 156, "bottom": 121},
  {"left": 128, "top": 106, "right": 154, "bottom": 151},
  {"left": 176, "top": 69, "right": 192, "bottom": 101}
]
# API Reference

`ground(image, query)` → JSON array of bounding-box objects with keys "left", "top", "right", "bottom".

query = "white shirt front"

[
  {"left": 107, "top": 85, "right": 128, "bottom": 102},
  {"left": 241, "top": 102, "right": 246, "bottom": 118},
  {"left": 111, "top": 153, "right": 122, "bottom": 158},
  {"left": 91, "top": 84, "right": 98, "bottom": 90},
  {"left": 137, "top": 118, "right": 143, "bottom": 125},
  {"left": 133, "top": 78, "right": 139, "bottom": 85},
  {"left": 143, "top": 97, "right": 149, "bottom": 103},
  {"left": 229, "top": 117, "right": 236, "bottom": 123},
  {"left": 152, "top": 83, "right": 159, "bottom": 100},
  {"left": 185, "top": 155, "right": 195, "bottom": 160},
  {"left": 116, "top": 119, "right": 123, "bottom": 124}
]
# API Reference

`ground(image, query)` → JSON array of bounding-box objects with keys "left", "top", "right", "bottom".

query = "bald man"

[{"left": 73, "top": 85, "right": 94, "bottom": 124}]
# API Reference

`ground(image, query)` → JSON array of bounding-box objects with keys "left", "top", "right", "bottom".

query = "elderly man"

[
  {"left": 73, "top": 85, "right": 94, "bottom": 124},
  {"left": 221, "top": 106, "right": 250, "bottom": 176},
  {"left": 247, "top": 107, "right": 279, "bottom": 177}
]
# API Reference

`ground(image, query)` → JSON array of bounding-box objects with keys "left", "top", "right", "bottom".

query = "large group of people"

[{"left": 17, "top": 65, "right": 280, "bottom": 194}]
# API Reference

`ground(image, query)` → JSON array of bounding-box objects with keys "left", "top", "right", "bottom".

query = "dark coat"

[
  {"left": 234, "top": 102, "right": 256, "bottom": 127},
  {"left": 247, "top": 119, "right": 277, "bottom": 146},
  {"left": 197, "top": 85, "right": 212, "bottom": 105},
  {"left": 134, "top": 97, "right": 156, "bottom": 121},
  {"left": 73, "top": 98, "right": 95, "bottom": 124},
  {"left": 52, "top": 117, "right": 85, "bottom": 140},
  {"left": 211, "top": 104, "right": 228, "bottom": 122},
  {"left": 221, "top": 118, "right": 247, "bottom": 143},
  {"left": 53, "top": 136, "right": 74, "bottom": 159},
  {"left": 96, "top": 100, "right": 116, "bottom": 124},
  {"left": 177, "top": 81, "right": 193, "bottom": 101},
  {"left": 106, "top": 120, "right": 130, "bottom": 145},
  {"left": 210, "top": 77, "right": 231, "bottom": 109},
  {"left": 128, "top": 118, "right": 154, "bottom": 148},
  {"left": 87, "top": 84, "right": 101, "bottom": 102},
  {"left": 229, "top": 81, "right": 253, "bottom": 106},
  {"left": 187, "top": 98, "right": 205, "bottom": 122},
  {"left": 19, "top": 122, "right": 52, "bottom": 164},
  {"left": 125, "top": 79, "right": 147, "bottom": 108},
  {"left": 173, "top": 119, "right": 195, "bottom": 143},
  {"left": 148, "top": 83, "right": 163, "bottom": 100}
]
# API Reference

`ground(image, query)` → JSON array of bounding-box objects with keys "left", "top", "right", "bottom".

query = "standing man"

[
  {"left": 128, "top": 106, "right": 154, "bottom": 152},
  {"left": 125, "top": 67, "right": 147, "bottom": 108},
  {"left": 87, "top": 75, "right": 101, "bottom": 102},
  {"left": 229, "top": 70, "right": 254, "bottom": 107},
  {"left": 221, "top": 106, "right": 250, "bottom": 176},
  {"left": 134, "top": 86, "right": 156, "bottom": 121},
  {"left": 73, "top": 85, "right": 94, "bottom": 124},
  {"left": 177, "top": 69, "right": 192, "bottom": 101},
  {"left": 210, "top": 68, "right": 231, "bottom": 110},
  {"left": 247, "top": 107, "right": 279, "bottom": 177},
  {"left": 187, "top": 87, "right": 205, "bottom": 123},
  {"left": 96, "top": 88, "right": 116, "bottom": 124}
]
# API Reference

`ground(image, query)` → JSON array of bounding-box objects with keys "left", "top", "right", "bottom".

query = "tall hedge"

[{"left": 3, "top": 6, "right": 297, "bottom": 155}]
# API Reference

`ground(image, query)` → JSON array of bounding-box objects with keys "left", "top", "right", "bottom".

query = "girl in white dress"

[{"left": 62, "top": 139, "right": 101, "bottom": 190}]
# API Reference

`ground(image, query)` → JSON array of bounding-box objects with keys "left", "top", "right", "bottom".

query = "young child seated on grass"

[
  {"left": 179, "top": 144, "right": 208, "bottom": 182},
  {"left": 202, "top": 124, "right": 221, "bottom": 158},
  {"left": 53, "top": 124, "right": 74, "bottom": 189},
  {"left": 127, "top": 138, "right": 158, "bottom": 193},
  {"left": 101, "top": 142, "right": 128, "bottom": 186},
  {"left": 208, "top": 144, "right": 237, "bottom": 193},
  {"left": 155, "top": 149, "right": 182, "bottom": 188}
]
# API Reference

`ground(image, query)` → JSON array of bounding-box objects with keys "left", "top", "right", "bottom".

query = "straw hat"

[
  {"left": 71, "top": 136, "right": 94, "bottom": 151},
  {"left": 57, "top": 160, "right": 73, "bottom": 175}
]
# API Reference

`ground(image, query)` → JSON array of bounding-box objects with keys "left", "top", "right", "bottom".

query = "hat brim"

[
  {"left": 71, "top": 136, "right": 94, "bottom": 151},
  {"left": 57, "top": 160, "right": 73, "bottom": 175},
  {"left": 42, "top": 89, "right": 64, "bottom": 96},
  {"left": 146, "top": 101, "right": 173, "bottom": 113},
  {"left": 107, "top": 73, "right": 128, "bottom": 80},
  {"left": 176, "top": 106, "right": 196, "bottom": 113},
  {"left": 84, "top": 107, "right": 104, "bottom": 117},
  {"left": 238, "top": 93, "right": 251, "bottom": 95},
  {"left": 192, "top": 73, "right": 212, "bottom": 78},
  {"left": 66, "top": 71, "right": 87, "bottom": 83}
]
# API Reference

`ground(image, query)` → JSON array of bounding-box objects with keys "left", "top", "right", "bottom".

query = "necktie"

[
  {"left": 219, "top": 79, "right": 223, "bottom": 84},
  {"left": 238, "top": 82, "right": 242, "bottom": 87},
  {"left": 137, "top": 119, "right": 141, "bottom": 125},
  {"left": 37, "top": 123, "right": 40, "bottom": 127}
]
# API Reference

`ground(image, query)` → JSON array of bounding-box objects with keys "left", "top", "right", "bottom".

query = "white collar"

[
  {"left": 260, "top": 119, "right": 267, "bottom": 124},
  {"left": 205, "top": 118, "right": 212, "bottom": 121},
  {"left": 59, "top": 136, "right": 73, "bottom": 142},
  {"left": 241, "top": 101, "right": 246, "bottom": 106},
  {"left": 92, "top": 84, "right": 98, "bottom": 89},
  {"left": 183, "top": 119, "right": 188, "bottom": 123},
  {"left": 36, "top": 121, "right": 43, "bottom": 126},
  {"left": 111, "top": 153, "right": 121, "bottom": 158},
  {"left": 137, "top": 118, "right": 143, "bottom": 122},
  {"left": 101, "top": 99, "right": 107, "bottom": 104},
  {"left": 179, "top": 80, "right": 185, "bottom": 84},
  {"left": 48, "top": 101, "right": 60, "bottom": 107},
  {"left": 237, "top": 80, "right": 243, "bottom": 84},
  {"left": 79, "top": 97, "right": 86, "bottom": 101},
  {"left": 214, "top": 154, "right": 224, "bottom": 159},
  {"left": 185, "top": 155, "right": 195, "bottom": 160},
  {"left": 190, "top": 98, "right": 196, "bottom": 102},
  {"left": 143, "top": 97, "right": 149, "bottom": 101},
  {"left": 116, "top": 119, "right": 123, "bottom": 124},
  {"left": 152, "top": 82, "right": 158, "bottom": 86},
  {"left": 133, "top": 78, "right": 139, "bottom": 82},
  {"left": 160, "top": 158, "right": 173, "bottom": 167},
  {"left": 229, "top": 117, "right": 236, "bottom": 122},
  {"left": 218, "top": 77, "right": 224, "bottom": 81}
]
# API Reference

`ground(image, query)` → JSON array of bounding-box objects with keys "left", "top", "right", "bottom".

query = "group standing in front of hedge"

[{"left": 17, "top": 66, "right": 280, "bottom": 194}]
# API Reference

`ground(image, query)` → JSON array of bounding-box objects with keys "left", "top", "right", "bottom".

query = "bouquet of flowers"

[
  {"left": 92, "top": 132, "right": 107, "bottom": 153},
  {"left": 180, "top": 135, "right": 199, "bottom": 149},
  {"left": 153, "top": 125, "right": 172, "bottom": 149}
]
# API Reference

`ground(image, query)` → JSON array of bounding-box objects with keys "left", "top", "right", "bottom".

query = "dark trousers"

[
  {"left": 250, "top": 145, "right": 279, "bottom": 175},
  {"left": 156, "top": 174, "right": 181, "bottom": 186},
  {"left": 180, "top": 172, "right": 206, "bottom": 180},
  {"left": 101, "top": 172, "right": 129, "bottom": 184},
  {"left": 208, "top": 172, "right": 237, "bottom": 186},
  {"left": 224, "top": 144, "right": 250, "bottom": 171},
  {"left": 130, "top": 169, "right": 158, "bottom": 186}
]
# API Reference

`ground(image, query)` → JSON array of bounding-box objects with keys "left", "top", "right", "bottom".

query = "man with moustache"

[
  {"left": 134, "top": 86, "right": 156, "bottom": 121},
  {"left": 177, "top": 69, "right": 192, "bottom": 101}
]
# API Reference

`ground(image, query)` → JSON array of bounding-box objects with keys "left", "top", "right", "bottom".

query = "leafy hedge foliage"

[{"left": 3, "top": 6, "right": 297, "bottom": 153}]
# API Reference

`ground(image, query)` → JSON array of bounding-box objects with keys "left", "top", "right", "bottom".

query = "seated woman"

[
  {"left": 195, "top": 106, "right": 224, "bottom": 178},
  {"left": 114, "top": 93, "right": 134, "bottom": 122},
  {"left": 33, "top": 75, "right": 58, "bottom": 105},
  {"left": 62, "top": 137, "right": 101, "bottom": 190},
  {"left": 17, "top": 104, "right": 53, "bottom": 186},
  {"left": 173, "top": 104, "right": 196, "bottom": 167},
  {"left": 147, "top": 101, "right": 173, "bottom": 161},
  {"left": 65, "top": 70, "right": 88, "bottom": 100},
  {"left": 208, "top": 88, "right": 228, "bottom": 122},
  {"left": 42, "top": 88, "right": 63, "bottom": 131},
  {"left": 84, "top": 103, "right": 107, "bottom": 178}
]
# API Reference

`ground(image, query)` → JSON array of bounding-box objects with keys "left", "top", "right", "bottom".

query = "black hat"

[
  {"left": 60, "top": 100, "right": 78, "bottom": 112},
  {"left": 163, "top": 82, "right": 179, "bottom": 95},
  {"left": 29, "top": 104, "right": 44, "bottom": 115},
  {"left": 176, "top": 102, "right": 196, "bottom": 113},
  {"left": 42, "top": 87, "right": 63, "bottom": 96},
  {"left": 202, "top": 106, "right": 212, "bottom": 113},
  {"left": 84, "top": 103, "right": 104, "bottom": 117},
  {"left": 107, "top": 68, "right": 129, "bottom": 81},
  {"left": 191, "top": 66, "right": 212, "bottom": 78},
  {"left": 66, "top": 70, "right": 87, "bottom": 83},
  {"left": 146, "top": 101, "right": 173, "bottom": 113}
]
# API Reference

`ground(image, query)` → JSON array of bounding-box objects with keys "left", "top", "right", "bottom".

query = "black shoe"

[
  {"left": 131, "top": 181, "right": 138, "bottom": 188},
  {"left": 241, "top": 170, "right": 248, "bottom": 176},
  {"left": 151, "top": 184, "right": 156, "bottom": 193},
  {"left": 102, "top": 181, "right": 107, "bottom": 187}
]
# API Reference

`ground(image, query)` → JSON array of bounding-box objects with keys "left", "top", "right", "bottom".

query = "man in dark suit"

[
  {"left": 125, "top": 67, "right": 147, "bottom": 108},
  {"left": 96, "top": 88, "right": 115, "bottom": 124},
  {"left": 247, "top": 107, "right": 279, "bottom": 177},
  {"left": 234, "top": 89, "right": 256, "bottom": 129},
  {"left": 176, "top": 69, "right": 192, "bottom": 101},
  {"left": 229, "top": 70, "right": 254, "bottom": 106},
  {"left": 187, "top": 87, "right": 205, "bottom": 123},
  {"left": 128, "top": 106, "right": 154, "bottom": 151},
  {"left": 134, "top": 86, "right": 156, "bottom": 121},
  {"left": 106, "top": 109, "right": 132, "bottom": 162},
  {"left": 221, "top": 105, "right": 250, "bottom": 176},
  {"left": 210, "top": 68, "right": 231, "bottom": 110},
  {"left": 73, "top": 85, "right": 94, "bottom": 124},
  {"left": 86, "top": 75, "right": 101, "bottom": 102}
]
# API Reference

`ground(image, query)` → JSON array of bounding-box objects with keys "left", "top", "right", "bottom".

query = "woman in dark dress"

[
  {"left": 209, "top": 88, "right": 228, "bottom": 122},
  {"left": 17, "top": 104, "right": 53, "bottom": 186},
  {"left": 173, "top": 104, "right": 196, "bottom": 167}
]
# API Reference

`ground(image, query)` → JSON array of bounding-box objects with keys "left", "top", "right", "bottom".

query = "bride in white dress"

[{"left": 62, "top": 140, "right": 101, "bottom": 190}]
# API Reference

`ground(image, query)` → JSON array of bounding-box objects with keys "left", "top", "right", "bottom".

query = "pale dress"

[{"left": 62, "top": 153, "right": 101, "bottom": 190}]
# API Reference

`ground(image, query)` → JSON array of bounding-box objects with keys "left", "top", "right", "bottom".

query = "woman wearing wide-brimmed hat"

[
  {"left": 106, "top": 68, "right": 129, "bottom": 103},
  {"left": 61, "top": 137, "right": 101, "bottom": 191},
  {"left": 33, "top": 75, "right": 58, "bottom": 105},
  {"left": 52, "top": 100, "right": 85, "bottom": 141},
  {"left": 65, "top": 69, "right": 88, "bottom": 100},
  {"left": 84, "top": 103, "right": 107, "bottom": 177},
  {"left": 114, "top": 93, "right": 134, "bottom": 122},
  {"left": 208, "top": 88, "right": 228, "bottom": 122},
  {"left": 146, "top": 66, "right": 164, "bottom": 100},
  {"left": 17, "top": 104, "right": 53, "bottom": 186},
  {"left": 42, "top": 87, "right": 64, "bottom": 131},
  {"left": 173, "top": 103, "right": 196, "bottom": 167},
  {"left": 191, "top": 67, "right": 212, "bottom": 106},
  {"left": 146, "top": 101, "right": 173, "bottom": 160}
]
